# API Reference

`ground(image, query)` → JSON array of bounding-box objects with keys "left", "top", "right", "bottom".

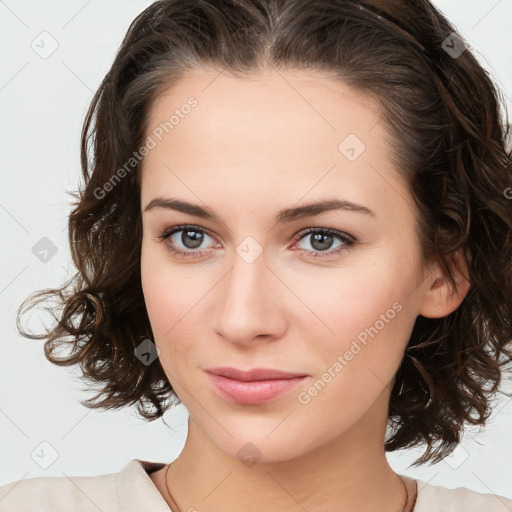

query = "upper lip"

[{"left": 204, "top": 367, "right": 308, "bottom": 381}]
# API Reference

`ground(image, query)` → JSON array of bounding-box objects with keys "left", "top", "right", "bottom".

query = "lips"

[
  {"left": 204, "top": 367, "right": 309, "bottom": 405},
  {"left": 204, "top": 367, "right": 309, "bottom": 381}
]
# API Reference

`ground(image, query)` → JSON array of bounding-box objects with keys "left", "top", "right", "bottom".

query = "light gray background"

[{"left": 1, "top": 0, "right": 511, "bottom": 499}]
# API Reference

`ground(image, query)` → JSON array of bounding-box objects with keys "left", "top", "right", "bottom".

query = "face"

[{"left": 140, "top": 68, "right": 428, "bottom": 463}]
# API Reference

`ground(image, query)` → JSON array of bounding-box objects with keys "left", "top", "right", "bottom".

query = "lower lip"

[{"left": 205, "top": 373, "right": 308, "bottom": 405}]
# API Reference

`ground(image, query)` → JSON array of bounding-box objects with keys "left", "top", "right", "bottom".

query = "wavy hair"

[{"left": 17, "top": 0, "right": 512, "bottom": 465}]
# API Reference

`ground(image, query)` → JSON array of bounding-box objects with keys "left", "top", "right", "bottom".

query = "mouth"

[
  {"left": 204, "top": 367, "right": 309, "bottom": 405},
  {"left": 204, "top": 366, "right": 309, "bottom": 381}
]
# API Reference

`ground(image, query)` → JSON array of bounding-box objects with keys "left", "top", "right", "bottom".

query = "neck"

[{"left": 163, "top": 390, "right": 411, "bottom": 512}]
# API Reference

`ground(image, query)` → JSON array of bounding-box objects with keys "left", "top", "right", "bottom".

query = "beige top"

[{"left": 1, "top": 458, "right": 511, "bottom": 511}]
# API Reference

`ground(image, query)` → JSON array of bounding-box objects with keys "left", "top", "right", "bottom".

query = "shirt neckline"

[
  {"left": 119, "top": 459, "right": 428, "bottom": 512},
  {"left": 118, "top": 459, "right": 171, "bottom": 511}
]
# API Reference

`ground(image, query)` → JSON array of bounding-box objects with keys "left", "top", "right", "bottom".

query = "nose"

[{"left": 211, "top": 246, "right": 287, "bottom": 346}]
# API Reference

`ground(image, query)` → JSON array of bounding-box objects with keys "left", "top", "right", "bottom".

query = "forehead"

[
  {"left": 141, "top": 68, "right": 413, "bottom": 224},
  {"left": 145, "top": 67, "right": 384, "bottom": 155}
]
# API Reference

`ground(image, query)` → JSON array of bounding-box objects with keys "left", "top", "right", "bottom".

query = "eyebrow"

[{"left": 144, "top": 197, "right": 376, "bottom": 223}]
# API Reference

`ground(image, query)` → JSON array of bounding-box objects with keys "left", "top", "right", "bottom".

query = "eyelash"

[{"left": 156, "top": 224, "right": 356, "bottom": 259}]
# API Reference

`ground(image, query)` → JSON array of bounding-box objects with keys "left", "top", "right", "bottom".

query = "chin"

[{"left": 200, "top": 419, "right": 322, "bottom": 466}]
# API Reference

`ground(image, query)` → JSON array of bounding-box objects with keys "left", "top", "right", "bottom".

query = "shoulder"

[
  {"left": 414, "top": 478, "right": 512, "bottom": 512},
  {"left": 0, "top": 459, "right": 167, "bottom": 512},
  {"left": 0, "top": 471, "right": 118, "bottom": 512}
]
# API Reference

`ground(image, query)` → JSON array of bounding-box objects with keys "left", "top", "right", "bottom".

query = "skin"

[{"left": 139, "top": 67, "right": 470, "bottom": 512}]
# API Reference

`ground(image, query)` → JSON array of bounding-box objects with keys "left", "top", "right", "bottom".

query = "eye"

[
  {"left": 291, "top": 228, "right": 355, "bottom": 258},
  {"left": 157, "top": 224, "right": 218, "bottom": 258}
]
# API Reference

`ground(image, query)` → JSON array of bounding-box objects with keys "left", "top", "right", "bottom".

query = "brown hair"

[{"left": 17, "top": 0, "right": 512, "bottom": 466}]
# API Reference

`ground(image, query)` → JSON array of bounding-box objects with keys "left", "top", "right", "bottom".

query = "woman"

[{"left": 1, "top": 0, "right": 511, "bottom": 510}]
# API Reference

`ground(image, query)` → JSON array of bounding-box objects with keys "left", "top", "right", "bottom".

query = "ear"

[{"left": 418, "top": 249, "right": 471, "bottom": 319}]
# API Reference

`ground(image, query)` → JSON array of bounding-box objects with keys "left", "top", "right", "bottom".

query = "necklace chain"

[
  {"left": 164, "top": 462, "right": 415, "bottom": 512},
  {"left": 164, "top": 462, "right": 182, "bottom": 512}
]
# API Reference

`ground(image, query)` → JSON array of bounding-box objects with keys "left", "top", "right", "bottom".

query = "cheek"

[
  {"left": 293, "top": 290, "right": 413, "bottom": 431},
  {"left": 141, "top": 243, "right": 185, "bottom": 364},
  {"left": 294, "top": 264, "right": 410, "bottom": 343},
  {"left": 140, "top": 241, "right": 211, "bottom": 373},
  {"left": 140, "top": 244, "right": 167, "bottom": 332},
  {"left": 292, "top": 256, "right": 417, "bottom": 385},
  {"left": 141, "top": 241, "right": 194, "bottom": 334}
]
